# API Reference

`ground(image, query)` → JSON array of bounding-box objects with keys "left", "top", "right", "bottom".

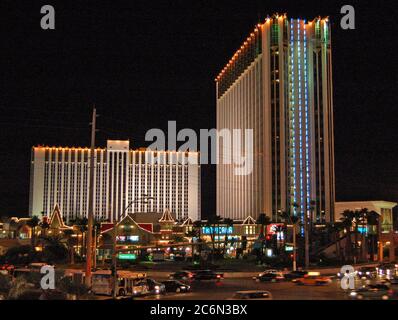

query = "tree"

[
  {"left": 256, "top": 213, "right": 271, "bottom": 257},
  {"left": 326, "top": 222, "right": 344, "bottom": 262},
  {"left": 63, "top": 229, "right": 76, "bottom": 265},
  {"left": 206, "top": 215, "right": 222, "bottom": 261},
  {"left": 185, "top": 229, "right": 199, "bottom": 257},
  {"left": 0, "top": 274, "right": 11, "bottom": 297},
  {"left": 58, "top": 276, "right": 89, "bottom": 300},
  {"left": 340, "top": 209, "right": 365, "bottom": 263},
  {"left": 279, "top": 210, "right": 300, "bottom": 271},
  {"left": 193, "top": 220, "right": 203, "bottom": 258},
  {"left": 256, "top": 213, "right": 271, "bottom": 237},
  {"left": 222, "top": 218, "right": 234, "bottom": 255},
  {"left": 73, "top": 217, "right": 88, "bottom": 257},
  {"left": 41, "top": 236, "right": 69, "bottom": 264},
  {"left": 26, "top": 216, "right": 40, "bottom": 247},
  {"left": 366, "top": 210, "right": 379, "bottom": 261},
  {"left": 39, "top": 220, "right": 50, "bottom": 237}
]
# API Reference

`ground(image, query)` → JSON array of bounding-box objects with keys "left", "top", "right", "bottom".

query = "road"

[{"left": 135, "top": 277, "right": 372, "bottom": 300}]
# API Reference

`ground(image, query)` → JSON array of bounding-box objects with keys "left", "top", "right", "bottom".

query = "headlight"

[
  {"left": 350, "top": 292, "right": 357, "bottom": 296},
  {"left": 155, "top": 285, "right": 160, "bottom": 290},
  {"left": 366, "top": 272, "right": 370, "bottom": 275},
  {"left": 358, "top": 272, "right": 362, "bottom": 275},
  {"left": 181, "top": 286, "right": 186, "bottom": 289},
  {"left": 337, "top": 273, "right": 341, "bottom": 277}
]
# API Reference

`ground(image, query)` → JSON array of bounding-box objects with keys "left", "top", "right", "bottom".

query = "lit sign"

[
  {"left": 118, "top": 253, "right": 137, "bottom": 260},
  {"left": 266, "top": 224, "right": 284, "bottom": 235},
  {"left": 117, "top": 235, "right": 139, "bottom": 242},
  {"left": 202, "top": 226, "right": 233, "bottom": 235},
  {"left": 358, "top": 226, "right": 367, "bottom": 235},
  {"left": 285, "top": 245, "right": 294, "bottom": 252}
]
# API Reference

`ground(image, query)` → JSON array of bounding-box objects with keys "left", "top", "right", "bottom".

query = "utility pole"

[
  {"left": 292, "top": 222, "right": 297, "bottom": 271},
  {"left": 85, "top": 106, "right": 96, "bottom": 287}
]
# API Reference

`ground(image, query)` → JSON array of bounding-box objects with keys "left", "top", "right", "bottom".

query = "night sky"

[{"left": 1, "top": 0, "right": 397, "bottom": 219}]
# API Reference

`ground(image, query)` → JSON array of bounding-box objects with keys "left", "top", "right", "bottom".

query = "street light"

[{"left": 112, "top": 195, "right": 155, "bottom": 299}]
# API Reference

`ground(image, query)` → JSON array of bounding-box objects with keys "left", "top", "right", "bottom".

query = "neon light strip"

[
  {"left": 290, "top": 19, "right": 297, "bottom": 215},
  {"left": 297, "top": 19, "right": 304, "bottom": 217},
  {"left": 304, "top": 21, "right": 311, "bottom": 216}
]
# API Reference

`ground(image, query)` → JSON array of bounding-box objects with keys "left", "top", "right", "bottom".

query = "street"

[{"left": 134, "top": 277, "right": 371, "bottom": 300}]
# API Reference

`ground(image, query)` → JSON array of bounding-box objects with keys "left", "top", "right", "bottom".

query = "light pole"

[
  {"left": 292, "top": 221, "right": 297, "bottom": 271},
  {"left": 112, "top": 195, "right": 155, "bottom": 299}
]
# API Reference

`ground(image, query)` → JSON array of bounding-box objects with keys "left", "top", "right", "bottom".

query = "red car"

[{"left": 0, "top": 264, "right": 15, "bottom": 274}]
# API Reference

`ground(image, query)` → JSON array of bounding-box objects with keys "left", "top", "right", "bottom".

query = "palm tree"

[
  {"left": 26, "top": 216, "right": 40, "bottom": 247},
  {"left": 193, "top": 220, "right": 203, "bottom": 257},
  {"left": 274, "top": 225, "right": 285, "bottom": 252},
  {"left": 206, "top": 215, "right": 222, "bottom": 260},
  {"left": 63, "top": 229, "right": 76, "bottom": 265},
  {"left": 185, "top": 229, "right": 199, "bottom": 257},
  {"left": 341, "top": 209, "right": 365, "bottom": 263},
  {"left": 256, "top": 213, "right": 271, "bottom": 237},
  {"left": 222, "top": 218, "right": 234, "bottom": 255},
  {"left": 279, "top": 210, "right": 300, "bottom": 270},
  {"left": 366, "top": 210, "right": 379, "bottom": 261},
  {"left": 326, "top": 222, "right": 344, "bottom": 262},
  {"left": 256, "top": 213, "right": 271, "bottom": 256},
  {"left": 359, "top": 208, "right": 370, "bottom": 260},
  {"left": 40, "top": 220, "right": 50, "bottom": 237},
  {"left": 72, "top": 217, "right": 88, "bottom": 257}
]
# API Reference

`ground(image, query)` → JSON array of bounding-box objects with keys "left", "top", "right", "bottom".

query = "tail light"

[
  {"left": 388, "top": 289, "right": 394, "bottom": 295},
  {"left": 217, "top": 274, "right": 221, "bottom": 278}
]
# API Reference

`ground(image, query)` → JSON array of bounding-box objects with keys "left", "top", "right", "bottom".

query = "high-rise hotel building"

[
  {"left": 216, "top": 14, "right": 335, "bottom": 223},
  {"left": 29, "top": 140, "right": 201, "bottom": 223}
]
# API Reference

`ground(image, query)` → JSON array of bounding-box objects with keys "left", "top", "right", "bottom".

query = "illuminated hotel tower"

[
  {"left": 216, "top": 14, "right": 335, "bottom": 223},
  {"left": 29, "top": 140, "right": 201, "bottom": 223}
]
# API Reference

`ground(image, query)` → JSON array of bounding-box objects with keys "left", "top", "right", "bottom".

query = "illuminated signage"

[
  {"left": 202, "top": 226, "right": 233, "bottom": 235},
  {"left": 118, "top": 253, "right": 137, "bottom": 260},
  {"left": 285, "top": 245, "right": 294, "bottom": 252},
  {"left": 117, "top": 235, "right": 139, "bottom": 242}
]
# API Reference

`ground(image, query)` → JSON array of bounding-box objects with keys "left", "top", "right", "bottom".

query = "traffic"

[{"left": 1, "top": 262, "right": 398, "bottom": 300}]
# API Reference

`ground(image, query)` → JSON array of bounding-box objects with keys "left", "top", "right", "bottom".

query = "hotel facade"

[
  {"left": 29, "top": 140, "right": 201, "bottom": 223},
  {"left": 216, "top": 14, "right": 335, "bottom": 223}
]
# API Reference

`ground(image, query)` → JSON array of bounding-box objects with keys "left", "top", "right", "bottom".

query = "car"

[
  {"left": 144, "top": 278, "right": 166, "bottom": 294},
  {"left": 162, "top": 280, "right": 191, "bottom": 293},
  {"left": 168, "top": 271, "right": 193, "bottom": 280},
  {"left": 349, "top": 284, "right": 393, "bottom": 300},
  {"left": 284, "top": 270, "right": 308, "bottom": 280},
  {"left": 0, "top": 264, "right": 15, "bottom": 275},
  {"left": 191, "top": 270, "right": 224, "bottom": 281},
  {"left": 376, "top": 263, "right": 397, "bottom": 277},
  {"left": 356, "top": 267, "right": 377, "bottom": 279},
  {"left": 293, "top": 272, "right": 331, "bottom": 286},
  {"left": 229, "top": 290, "right": 272, "bottom": 300},
  {"left": 252, "top": 269, "right": 280, "bottom": 280},
  {"left": 386, "top": 276, "right": 398, "bottom": 285},
  {"left": 254, "top": 272, "right": 285, "bottom": 283},
  {"left": 28, "top": 262, "right": 53, "bottom": 270}
]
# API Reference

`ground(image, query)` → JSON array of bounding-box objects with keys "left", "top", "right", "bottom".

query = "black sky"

[{"left": 1, "top": 0, "right": 397, "bottom": 218}]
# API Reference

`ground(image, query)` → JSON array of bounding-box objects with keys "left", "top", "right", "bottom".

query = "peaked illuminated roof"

[
  {"left": 159, "top": 209, "right": 175, "bottom": 223},
  {"left": 49, "top": 204, "right": 73, "bottom": 230},
  {"left": 242, "top": 216, "right": 256, "bottom": 225},
  {"left": 181, "top": 217, "right": 193, "bottom": 226}
]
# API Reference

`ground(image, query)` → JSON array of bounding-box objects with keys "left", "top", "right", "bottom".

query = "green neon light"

[{"left": 118, "top": 253, "right": 137, "bottom": 260}]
